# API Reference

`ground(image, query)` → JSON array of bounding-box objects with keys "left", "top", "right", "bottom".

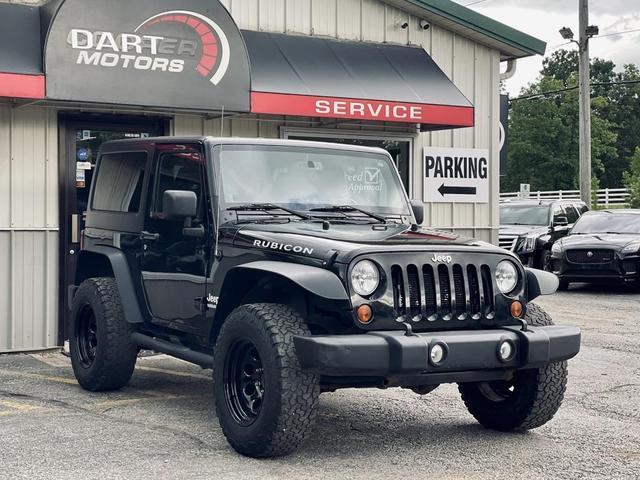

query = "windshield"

[
  {"left": 216, "top": 145, "right": 409, "bottom": 215},
  {"left": 500, "top": 205, "right": 550, "bottom": 226},
  {"left": 571, "top": 212, "right": 640, "bottom": 234}
]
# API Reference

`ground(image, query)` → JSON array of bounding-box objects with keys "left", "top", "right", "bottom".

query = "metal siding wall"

[
  {"left": 173, "top": 0, "right": 501, "bottom": 243},
  {"left": 0, "top": 106, "right": 59, "bottom": 352}
]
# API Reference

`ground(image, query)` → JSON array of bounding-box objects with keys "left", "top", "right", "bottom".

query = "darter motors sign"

[
  {"left": 43, "top": 0, "right": 250, "bottom": 111},
  {"left": 423, "top": 147, "right": 490, "bottom": 203}
]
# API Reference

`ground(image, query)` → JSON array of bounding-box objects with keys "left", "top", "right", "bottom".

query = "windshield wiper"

[
  {"left": 227, "top": 203, "right": 310, "bottom": 220},
  {"left": 308, "top": 205, "right": 387, "bottom": 224}
]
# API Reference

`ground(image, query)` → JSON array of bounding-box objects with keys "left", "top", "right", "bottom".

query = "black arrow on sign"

[{"left": 438, "top": 183, "right": 477, "bottom": 197}]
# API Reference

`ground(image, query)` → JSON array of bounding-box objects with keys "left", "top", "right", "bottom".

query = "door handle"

[
  {"left": 71, "top": 214, "right": 79, "bottom": 243},
  {"left": 140, "top": 231, "right": 160, "bottom": 241}
]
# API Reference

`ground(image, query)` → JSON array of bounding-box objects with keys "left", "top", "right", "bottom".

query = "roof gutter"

[{"left": 401, "top": 0, "right": 546, "bottom": 59}]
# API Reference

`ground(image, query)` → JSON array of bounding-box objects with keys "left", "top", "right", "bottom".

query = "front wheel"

[
  {"left": 458, "top": 304, "right": 568, "bottom": 431},
  {"left": 213, "top": 304, "right": 319, "bottom": 458}
]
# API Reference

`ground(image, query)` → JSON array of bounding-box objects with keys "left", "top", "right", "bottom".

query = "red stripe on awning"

[
  {"left": 251, "top": 92, "right": 474, "bottom": 127},
  {"left": 0, "top": 73, "right": 45, "bottom": 99}
]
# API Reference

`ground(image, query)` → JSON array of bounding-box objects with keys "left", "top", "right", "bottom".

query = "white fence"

[{"left": 500, "top": 188, "right": 630, "bottom": 208}]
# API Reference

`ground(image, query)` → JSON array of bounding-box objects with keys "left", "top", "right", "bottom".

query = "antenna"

[{"left": 214, "top": 106, "right": 224, "bottom": 257}]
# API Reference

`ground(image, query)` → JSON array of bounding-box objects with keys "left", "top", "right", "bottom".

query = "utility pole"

[
  {"left": 578, "top": 0, "right": 591, "bottom": 206},
  {"left": 559, "top": 2, "right": 598, "bottom": 205}
]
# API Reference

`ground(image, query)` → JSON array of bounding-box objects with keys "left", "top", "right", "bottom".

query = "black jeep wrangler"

[{"left": 69, "top": 137, "right": 580, "bottom": 458}]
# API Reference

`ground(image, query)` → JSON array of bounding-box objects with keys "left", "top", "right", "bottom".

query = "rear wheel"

[
  {"left": 213, "top": 303, "right": 319, "bottom": 458},
  {"left": 458, "top": 304, "right": 568, "bottom": 431},
  {"left": 70, "top": 278, "right": 137, "bottom": 391}
]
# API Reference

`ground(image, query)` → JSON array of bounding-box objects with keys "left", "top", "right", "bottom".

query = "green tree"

[
  {"left": 503, "top": 49, "right": 628, "bottom": 192},
  {"left": 623, "top": 147, "right": 640, "bottom": 208}
]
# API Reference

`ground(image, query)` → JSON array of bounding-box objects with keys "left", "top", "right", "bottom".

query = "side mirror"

[
  {"left": 410, "top": 199, "right": 424, "bottom": 225},
  {"left": 162, "top": 190, "right": 198, "bottom": 220},
  {"left": 554, "top": 216, "right": 569, "bottom": 227}
]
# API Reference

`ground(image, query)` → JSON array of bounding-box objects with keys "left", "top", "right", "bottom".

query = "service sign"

[
  {"left": 44, "top": 0, "right": 250, "bottom": 111},
  {"left": 423, "top": 147, "right": 490, "bottom": 203}
]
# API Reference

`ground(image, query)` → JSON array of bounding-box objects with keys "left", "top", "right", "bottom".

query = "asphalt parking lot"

[{"left": 1, "top": 285, "right": 638, "bottom": 480}]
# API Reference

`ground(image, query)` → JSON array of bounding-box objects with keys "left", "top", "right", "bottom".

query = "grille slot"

[
  {"left": 467, "top": 265, "right": 481, "bottom": 318},
  {"left": 438, "top": 264, "right": 452, "bottom": 319},
  {"left": 452, "top": 264, "right": 466, "bottom": 319},
  {"left": 406, "top": 264, "right": 421, "bottom": 315},
  {"left": 391, "top": 265, "right": 405, "bottom": 311},
  {"left": 391, "top": 262, "right": 495, "bottom": 323},
  {"left": 566, "top": 249, "right": 614, "bottom": 264},
  {"left": 422, "top": 265, "right": 437, "bottom": 317}
]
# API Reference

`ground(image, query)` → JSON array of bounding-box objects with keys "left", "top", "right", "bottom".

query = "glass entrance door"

[{"left": 60, "top": 117, "right": 166, "bottom": 343}]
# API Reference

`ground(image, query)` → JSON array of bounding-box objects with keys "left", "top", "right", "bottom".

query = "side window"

[
  {"left": 152, "top": 149, "right": 205, "bottom": 220},
  {"left": 576, "top": 203, "right": 589, "bottom": 215},
  {"left": 564, "top": 205, "right": 579, "bottom": 224},
  {"left": 92, "top": 152, "right": 146, "bottom": 213}
]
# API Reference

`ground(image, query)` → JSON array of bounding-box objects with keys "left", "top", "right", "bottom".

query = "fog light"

[
  {"left": 498, "top": 340, "right": 515, "bottom": 362},
  {"left": 430, "top": 343, "right": 447, "bottom": 365},
  {"left": 511, "top": 301, "right": 523, "bottom": 318},
  {"left": 356, "top": 304, "right": 373, "bottom": 324}
]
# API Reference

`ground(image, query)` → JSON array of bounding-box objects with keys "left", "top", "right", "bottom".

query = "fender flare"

[
  {"left": 228, "top": 261, "right": 350, "bottom": 301},
  {"left": 525, "top": 267, "right": 559, "bottom": 301},
  {"left": 79, "top": 246, "right": 146, "bottom": 324}
]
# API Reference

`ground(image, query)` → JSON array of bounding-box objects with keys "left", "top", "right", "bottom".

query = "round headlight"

[
  {"left": 350, "top": 260, "right": 380, "bottom": 296},
  {"left": 495, "top": 260, "right": 519, "bottom": 294}
]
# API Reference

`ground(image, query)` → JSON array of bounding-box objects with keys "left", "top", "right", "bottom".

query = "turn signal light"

[
  {"left": 511, "top": 301, "right": 523, "bottom": 318},
  {"left": 356, "top": 304, "right": 373, "bottom": 324}
]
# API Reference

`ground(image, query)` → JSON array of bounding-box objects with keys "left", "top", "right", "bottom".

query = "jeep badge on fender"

[{"left": 68, "top": 137, "right": 580, "bottom": 459}]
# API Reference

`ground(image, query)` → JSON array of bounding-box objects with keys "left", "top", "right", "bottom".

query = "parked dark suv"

[
  {"left": 68, "top": 137, "right": 580, "bottom": 458},
  {"left": 499, "top": 199, "right": 588, "bottom": 269}
]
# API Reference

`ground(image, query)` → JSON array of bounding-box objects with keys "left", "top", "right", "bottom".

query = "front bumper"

[
  {"left": 294, "top": 325, "right": 580, "bottom": 379},
  {"left": 552, "top": 255, "right": 640, "bottom": 283}
]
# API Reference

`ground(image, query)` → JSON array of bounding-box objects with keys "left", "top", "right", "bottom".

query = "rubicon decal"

[
  {"left": 67, "top": 10, "right": 230, "bottom": 85},
  {"left": 253, "top": 240, "right": 314, "bottom": 255}
]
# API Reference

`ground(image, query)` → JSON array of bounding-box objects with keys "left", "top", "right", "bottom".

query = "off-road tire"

[
  {"left": 458, "top": 303, "right": 568, "bottom": 431},
  {"left": 213, "top": 303, "right": 320, "bottom": 458},
  {"left": 70, "top": 277, "right": 137, "bottom": 391}
]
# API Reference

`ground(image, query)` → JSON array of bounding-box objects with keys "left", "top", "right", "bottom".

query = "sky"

[{"left": 451, "top": 0, "right": 640, "bottom": 97}]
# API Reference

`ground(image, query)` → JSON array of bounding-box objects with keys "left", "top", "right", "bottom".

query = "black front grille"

[
  {"left": 566, "top": 249, "right": 614, "bottom": 264},
  {"left": 391, "top": 262, "right": 495, "bottom": 322}
]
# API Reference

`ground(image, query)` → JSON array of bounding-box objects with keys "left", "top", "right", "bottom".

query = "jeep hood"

[{"left": 230, "top": 221, "right": 507, "bottom": 264}]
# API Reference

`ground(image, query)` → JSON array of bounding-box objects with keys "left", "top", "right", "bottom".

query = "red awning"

[
  {"left": 0, "top": 3, "right": 45, "bottom": 100},
  {"left": 243, "top": 30, "right": 474, "bottom": 130}
]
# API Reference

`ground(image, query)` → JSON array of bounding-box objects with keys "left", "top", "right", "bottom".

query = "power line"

[
  {"left": 510, "top": 80, "right": 640, "bottom": 102},
  {"left": 597, "top": 27, "right": 640, "bottom": 39}
]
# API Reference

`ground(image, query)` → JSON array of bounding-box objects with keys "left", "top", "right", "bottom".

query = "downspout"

[{"left": 500, "top": 59, "right": 517, "bottom": 81}]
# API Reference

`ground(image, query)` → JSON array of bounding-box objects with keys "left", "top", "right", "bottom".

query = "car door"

[{"left": 140, "top": 144, "right": 209, "bottom": 333}]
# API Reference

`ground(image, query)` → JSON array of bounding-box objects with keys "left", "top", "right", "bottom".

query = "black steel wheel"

[
  {"left": 213, "top": 303, "right": 319, "bottom": 458},
  {"left": 70, "top": 277, "right": 137, "bottom": 391},
  {"left": 76, "top": 305, "right": 98, "bottom": 368},
  {"left": 223, "top": 338, "right": 265, "bottom": 426}
]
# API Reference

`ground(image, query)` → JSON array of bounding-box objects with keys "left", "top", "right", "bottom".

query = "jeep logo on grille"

[{"left": 431, "top": 253, "right": 452, "bottom": 264}]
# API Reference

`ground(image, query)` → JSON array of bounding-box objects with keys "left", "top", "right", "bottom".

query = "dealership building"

[{"left": 0, "top": 0, "right": 545, "bottom": 352}]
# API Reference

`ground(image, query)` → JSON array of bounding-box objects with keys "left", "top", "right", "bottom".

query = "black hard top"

[{"left": 98, "top": 136, "right": 391, "bottom": 157}]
